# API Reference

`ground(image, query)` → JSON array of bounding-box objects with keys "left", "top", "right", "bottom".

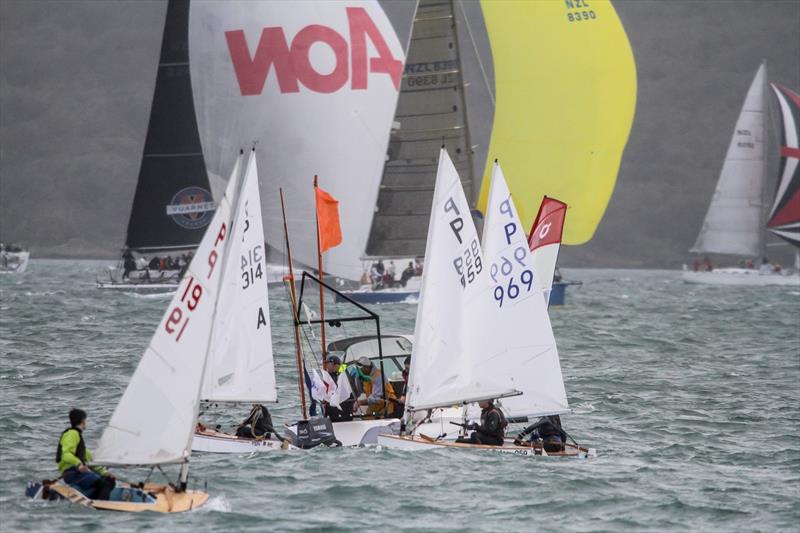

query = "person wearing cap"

[
  {"left": 347, "top": 356, "right": 398, "bottom": 417},
  {"left": 321, "top": 355, "right": 354, "bottom": 422}
]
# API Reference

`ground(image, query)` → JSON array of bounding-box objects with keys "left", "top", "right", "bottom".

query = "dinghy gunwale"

[
  {"left": 193, "top": 426, "right": 298, "bottom": 452},
  {"left": 46, "top": 480, "right": 209, "bottom": 513},
  {"left": 377, "top": 434, "right": 594, "bottom": 458}
]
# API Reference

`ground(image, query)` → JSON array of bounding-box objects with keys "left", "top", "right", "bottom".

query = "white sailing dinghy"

[
  {"left": 192, "top": 149, "right": 297, "bottom": 453},
  {"left": 684, "top": 63, "right": 800, "bottom": 286},
  {"left": 25, "top": 151, "right": 259, "bottom": 512},
  {"left": 378, "top": 150, "right": 593, "bottom": 457}
]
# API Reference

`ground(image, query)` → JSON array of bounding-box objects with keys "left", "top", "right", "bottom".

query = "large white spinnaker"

[
  {"left": 691, "top": 63, "right": 767, "bottom": 257},
  {"left": 201, "top": 150, "right": 276, "bottom": 403},
  {"left": 94, "top": 155, "right": 242, "bottom": 466},
  {"left": 406, "top": 149, "right": 517, "bottom": 413},
  {"left": 188, "top": 1, "right": 406, "bottom": 281},
  {"left": 480, "top": 162, "right": 569, "bottom": 419}
]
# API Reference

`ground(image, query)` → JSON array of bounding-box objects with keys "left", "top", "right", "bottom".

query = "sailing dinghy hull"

[
  {"left": 192, "top": 427, "right": 297, "bottom": 453},
  {"left": 376, "top": 434, "right": 595, "bottom": 458},
  {"left": 25, "top": 480, "right": 208, "bottom": 513},
  {"left": 682, "top": 269, "right": 800, "bottom": 286}
]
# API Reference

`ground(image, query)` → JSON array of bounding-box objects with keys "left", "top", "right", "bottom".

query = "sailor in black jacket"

[{"left": 456, "top": 400, "right": 507, "bottom": 446}]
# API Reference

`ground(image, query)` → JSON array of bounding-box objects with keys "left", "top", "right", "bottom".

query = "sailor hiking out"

[{"left": 56, "top": 409, "right": 115, "bottom": 500}]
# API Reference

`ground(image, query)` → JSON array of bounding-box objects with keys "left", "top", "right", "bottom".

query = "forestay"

[
  {"left": 201, "top": 150, "right": 276, "bottom": 403},
  {"left": 94, "top": 155, "right": 240, "bottom": 466},
  {"left": 691, "top": 64, "right": 767, "bottom": 257},
  {"left": 406, "top": 149, "right": 516, "bottom": 412},
  {"left": 480, "top": 162, "right": 569, "bottom": 419}
]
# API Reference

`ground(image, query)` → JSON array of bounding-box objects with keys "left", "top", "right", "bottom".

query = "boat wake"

[
  {"left": 123, "top": 291, "right": 175, "bottom": 300},
  {"left": 201, "top": 496, "right": 232, "bottom": 513}
]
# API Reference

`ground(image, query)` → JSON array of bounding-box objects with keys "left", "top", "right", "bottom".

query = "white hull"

[
  {"left": 0, "top": 251, "right": 29, "bottom": 274},
  {"left": 682, "top": 268, "right": 800, "bottom": 286},
  {"left": 192, "top": 429, "right": 296, "bottom": 453},
  {"left": 287, "top": 418, "right": 398, "bottom": 447},
  {"left": 377, "top": 434, "right": 595, "bottom": 458}
]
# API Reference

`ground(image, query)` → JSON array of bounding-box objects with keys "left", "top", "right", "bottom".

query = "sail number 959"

[{"left": 453, "top": 239, "right": 483, "bottom": 288}]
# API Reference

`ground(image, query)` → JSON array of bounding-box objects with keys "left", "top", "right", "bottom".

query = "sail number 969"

[{"left": 494, "top": 270, "right": 534, "bottom": 307}]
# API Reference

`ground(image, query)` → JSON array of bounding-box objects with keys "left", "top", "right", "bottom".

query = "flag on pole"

[{"left": 315, "top": 185, "right": 343, "bottom": 253}]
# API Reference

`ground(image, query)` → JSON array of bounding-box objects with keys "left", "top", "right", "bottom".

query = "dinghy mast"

[{"left": 280, "top": 188, "right": 308, "bottom": 419}]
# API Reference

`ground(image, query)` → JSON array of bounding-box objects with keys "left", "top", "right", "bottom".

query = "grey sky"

[{"left": 1, "top": 0, "right": 798, "bottom": 267}]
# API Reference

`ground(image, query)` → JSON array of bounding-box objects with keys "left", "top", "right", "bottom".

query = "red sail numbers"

[{"left": 226, "top": 7, "right": 402, "bottom": 95}]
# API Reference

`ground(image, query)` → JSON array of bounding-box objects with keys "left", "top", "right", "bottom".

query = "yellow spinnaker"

[{"left": 477, "top": 0, "right": 637, "bottom": 244}]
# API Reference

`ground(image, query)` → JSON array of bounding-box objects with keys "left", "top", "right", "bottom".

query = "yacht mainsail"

[
  {"left": 691, "top": 64, "right": 767, "bottom": 257},
  {"left": 93, "top": 153, "right": 242, "bottom": 467},
  {"left": 481, "top": 162, "right": 569, "bottom": 419},
  {"left": 125, "top": 0, "right": 214, "bottom": 254},
  {"left": 201, "top": 149, "right": 276, "bottom": 403},
  {"left": 365, "top": 0, "right": 476, "bottom": 258},
  {"left": 766, "top": 83, "right": 800, "bottom": 247}
]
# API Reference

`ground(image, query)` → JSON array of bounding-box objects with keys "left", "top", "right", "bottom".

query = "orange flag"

[{"left": 315, "top": 185, "right": 343, "bottom": 253}]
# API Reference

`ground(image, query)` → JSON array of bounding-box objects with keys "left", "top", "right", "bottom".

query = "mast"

[
  {"left": 450, "top": 0, "right": 476, "bottom": 205},
  {"left": 759, "top": 59, "right": 769, "bottom": 261},
  {"left": 280, "top": 188, "right": 308, "bottom": 420},
  {"left": 314, "top": 176, "right": 328, "bottom": 363},
  {"left": 182, "top": 149, "right": 248, "bottom": 490}
]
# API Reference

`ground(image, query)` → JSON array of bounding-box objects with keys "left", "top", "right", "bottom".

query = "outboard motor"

[{"left": 293, "top": 416, "right": 341, "bottom": 449}]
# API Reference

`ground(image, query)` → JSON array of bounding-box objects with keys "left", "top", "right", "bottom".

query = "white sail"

[
  {"left": 406, "top": 149, "right": 517, "bottom": 412},
  {"left": 94, "top": 156, "right": 242, "bottom": 466},
  {"left": 480, "top": 163, "right": 569, "bottom": 419},
  {"left": 201, "top": 150, "right": 276, "bottom": 403},
  {"left": 188, "top": 1, "right": 406, "bottom": 281},
  {"left": 691, "top": 64, "right": 766, "bottom": 257}
]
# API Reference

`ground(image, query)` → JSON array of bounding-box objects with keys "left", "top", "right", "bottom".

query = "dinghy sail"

[
  {"left": 528, "top": 196, "right": 568, "bottom": 306},
  {"left": 98, "top": 0, "right": 214, "bottom": 290},
  {"left": 685, "top": 63, "right": 800, "bottom": 285},
  {"left": 378, "top": 150, "right": 588, "bottom": 456}
]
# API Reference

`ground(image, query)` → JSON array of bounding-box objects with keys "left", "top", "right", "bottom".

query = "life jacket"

[
  {"left": 55, "top": 427, "right": 86, "bottom": 464},
  {"left": 481, "top": 405, "right": 508, "bottom": 439}
]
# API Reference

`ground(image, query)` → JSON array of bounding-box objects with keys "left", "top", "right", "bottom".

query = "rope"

[{"left": 456, "top": 0, "right": 495, "bottom": 106}]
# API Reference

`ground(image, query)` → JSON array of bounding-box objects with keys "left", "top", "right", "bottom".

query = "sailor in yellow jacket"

[{"left": 57, "top": 409, "right": 115, "bottom": 500}]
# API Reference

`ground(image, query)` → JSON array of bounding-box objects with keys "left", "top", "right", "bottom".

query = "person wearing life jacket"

[
  {"left": 235, "top": 404, "right": 275, "bottom": 439},
  {"left": 321, "top": 355, "right": 354, "bottom": 422},
  {"left": 57, "top": 409, "right": 115, "bottom": 500},
  {"left": 456, "top": 399, "right": 507, "bottom": 446},
  {"left": 513, "top": 414, "right": 567, "bottom": 452},
  {"left": 347, "top": 356, "right": 397, "bottom": 418}
]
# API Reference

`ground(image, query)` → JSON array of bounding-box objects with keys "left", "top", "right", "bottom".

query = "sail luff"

[{"left": 93, "top": 155, "right": 240, "bottom": 467}]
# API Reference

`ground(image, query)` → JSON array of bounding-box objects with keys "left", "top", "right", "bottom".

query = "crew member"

[
  {"left": 348, "top": 356, "right": 397, "bottom": 417},
  {"left": 322, "top": 355, "right": 353, "bottom": 422},
  {"left": 513, "top": 414, "right": 567, "bottom": 452},
  {"left": 236, "top": 404, "right": 274, "bottom": 439},
  {"left": 456, "top": 399, "right": 507, "bottom": 446},
  {"left": 57, "top": 409, "right": 115, "bottom": 500}
]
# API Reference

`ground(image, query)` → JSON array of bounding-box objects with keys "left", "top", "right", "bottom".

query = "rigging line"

[{"left": 456, "top": 0, "right": 494, "bottom": 106}]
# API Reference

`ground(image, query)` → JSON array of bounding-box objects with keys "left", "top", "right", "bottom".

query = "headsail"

[
  {"left": 94, "top": 155, "right": 241, "bottom": 466},
  {"left": 691, "top": 64, "right": 767, "bottom": 257},
  {"left": 767, "top": 83, "right": 800, "bottom": 247},
  {"left": 528, "top": 196, "right": 568, "bottom": 306},
  {"left": 476, "top": 0, "right": 637, "bottom": 245},
  {"left": 365, "top": 0, "right": 476, "bottom": 258},
  {"left": 201, "top": 150, "right": 277, "bottom": 403},
  {"left": 188, "top": 1, "right": 406, "bottom": 280},
  {"left": 406, "top": 149, "right": 516, "bottom": 412},
  {"left": 481, "top": 163, "right": 569, "bottom": 419},
  {"left": 126, "top": 0, "right": 214, "bottom": 253}
]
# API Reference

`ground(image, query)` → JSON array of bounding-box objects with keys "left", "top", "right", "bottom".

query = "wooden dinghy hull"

[
  {"left": 26, "top": 480, "right": 208, "bottom": 513},
  {"left": 192, "top": 427, "right": 298, "bottom": 453},
  {"left": 376, "top": 434, "right": 596, "bottom": 458}
]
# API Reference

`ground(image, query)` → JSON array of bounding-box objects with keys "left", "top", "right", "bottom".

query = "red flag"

[
  {"left": 528, "top": 196, "right": 567, "bottom": 251},
  {"left": 315, "top": 185, "right": 343, "bottom": 253}
]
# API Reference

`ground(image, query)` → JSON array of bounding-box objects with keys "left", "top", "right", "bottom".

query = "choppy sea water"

[{"left": 1, "top": 260, "right": 798, "bottom": 532}]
